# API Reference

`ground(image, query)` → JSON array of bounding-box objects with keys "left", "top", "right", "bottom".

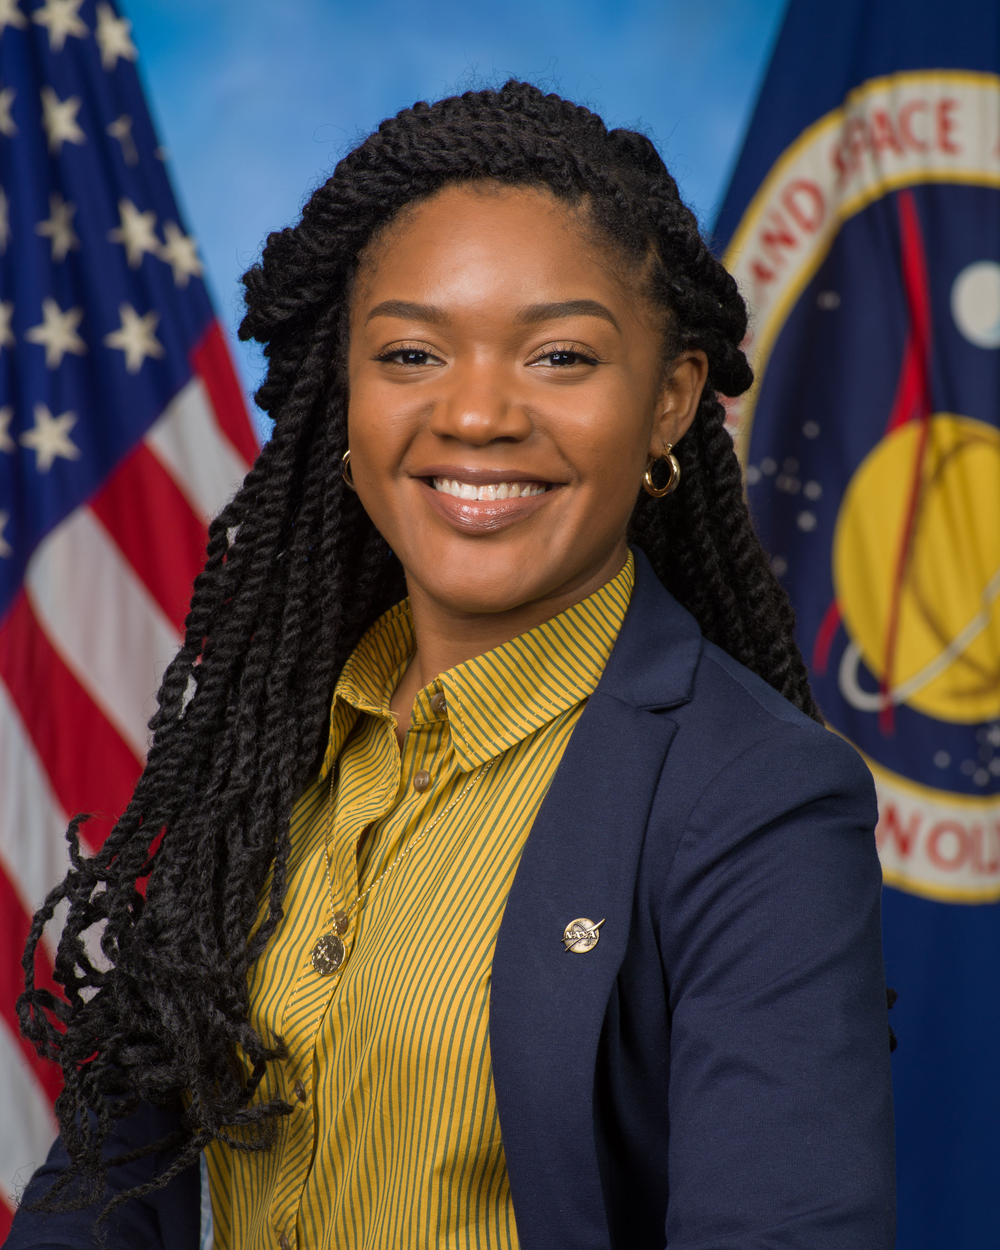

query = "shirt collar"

[
  {"left": 322, "top": 553, "right": 634, "bottom": 776},
  {"left": 320, "top": 600, "right": 413, "bottom": 777}
]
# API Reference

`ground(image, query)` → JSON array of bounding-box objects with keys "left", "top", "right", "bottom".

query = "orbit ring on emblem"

[
  {"left": 312, "top": 933, "right": 345, "bottom": 975},
  {"left": 562, "top": 917, "right": 605, "bottom": 953}
]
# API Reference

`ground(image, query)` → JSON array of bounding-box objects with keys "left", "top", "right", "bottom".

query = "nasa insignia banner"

[{"left": 714, "top": 0, "right": 1000, "bottom": 1244}]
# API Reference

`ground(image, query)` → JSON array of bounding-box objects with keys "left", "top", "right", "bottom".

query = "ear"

[{"left": 650, "top": 350, "right": 709, "bottom": 455}]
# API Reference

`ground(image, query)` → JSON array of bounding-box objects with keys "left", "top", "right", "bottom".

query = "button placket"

[{"left": 324, "top": 717, "right": 402, "bottom": 963}]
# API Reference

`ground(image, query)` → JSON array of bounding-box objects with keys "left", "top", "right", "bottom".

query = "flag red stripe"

[
  {"left": 879, "top": 190, "right": 934, "bottom": 733},
  {"left": 811, "top": 599, "right": 842, "bottom": 676},
  {"left": 0, "top": 594, "right": 142, "bottom": 853},
  {"left": 192, "top": 322, "right": 259, "bottom": 467},
  {"left": 89, "top": 443, "right": 209, "bottom": 635},
  {"left": 0, "top": 864, "right": 63, "bottom": 1104},
  {"left": 884, "top": 190, "right": 934, "bottom": 434}
]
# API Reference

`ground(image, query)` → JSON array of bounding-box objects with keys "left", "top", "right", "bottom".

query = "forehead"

[{"left": 353, "top": 182, "right": 641, "bottom": 312}]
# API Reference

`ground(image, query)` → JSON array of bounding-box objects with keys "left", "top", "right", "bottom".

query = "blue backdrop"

[{"left": 121, "top": 0, "right": 787, "bottom": 439}]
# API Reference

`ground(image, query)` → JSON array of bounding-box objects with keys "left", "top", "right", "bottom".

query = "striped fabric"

[{"left": 205, "top": 553, "right": 635, "bottom": 1250}]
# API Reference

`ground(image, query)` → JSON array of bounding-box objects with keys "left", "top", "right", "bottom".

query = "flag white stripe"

[
  {"left": 25, "top": 510, "right": 182, "bottom": 762},
  {"left": 0, "top": 678, "right": 69, "bottom": 917},
  {"left": 0, "top": 1017, "right": 57, "bottom": 1210},
  {"left": 146, "top": 378, "right": 249, "bottom": 525}
]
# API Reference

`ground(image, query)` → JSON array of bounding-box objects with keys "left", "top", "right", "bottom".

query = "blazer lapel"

[
  {"left": 490, "top": 548, "right": 704, "bottom": 1249},
  {"left": 490, "top": 694, "right": 675, "bottom": 1249}
]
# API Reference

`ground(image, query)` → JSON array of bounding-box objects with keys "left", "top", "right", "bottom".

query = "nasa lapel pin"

[{"left": 562, "top": 917, "right": 605, "bottom": 953}]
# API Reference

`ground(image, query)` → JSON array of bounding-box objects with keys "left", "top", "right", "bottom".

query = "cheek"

[
  {"left": 348, "top": 386, "right": 408, "bottom": 471},
  {"left": 567, "top": 403, "right": 650, "bottom": 491},
  {"left": 346, "top": 400, "right": 397, "bottom": 529}
]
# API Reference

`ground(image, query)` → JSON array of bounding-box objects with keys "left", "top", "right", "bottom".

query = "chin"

[{"left": 420, "top": 568, "right": 546, "bottom": 617}]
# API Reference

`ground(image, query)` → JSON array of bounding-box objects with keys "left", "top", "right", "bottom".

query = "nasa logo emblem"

[{"left": 726, "top": 71, "right": 1000, "bottom": 902}]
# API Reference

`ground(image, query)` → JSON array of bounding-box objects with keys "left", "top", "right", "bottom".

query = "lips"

[{"left": 416, "top": 470, "right": 558, "bottom": 533}]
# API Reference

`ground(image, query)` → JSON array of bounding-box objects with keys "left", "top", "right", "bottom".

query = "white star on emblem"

[
  {"left": 0, "top": 300, "right": 12, "bottom": 350},
  {"left": 104, "top": 302, "right": 164, "bottom": 373},
  {"left": 35, "top": 193, "right": 79, "bottom": 262},
  {"left": 159, "top": 222, "right": 203, "bottom": 288},
  {"left": 32, "top": 0, "right": 87, "bottom": 52},
  {"left": 0, "top": 186, "right": 9, "bottom": 254},
  {"left": 0, "top": 405, "right": 14, "bottom": 453},
  {"left": 95, "top": 2, "right": 135, "bottom": 70},
  {"left": 0, "top": 85, "right": 16, "bottom": 136},
  {"left": 107, "top": 198, "right": 158, "bottom": 268},
  {"left": 40, "top": 86, "right": 85, "bottom": 153},
  {"left": 25, "top": 298, "right": 86, "bottom": 369},
  {"left": 0, "top": 511, "right": 12, "bottom": 558},
  {"left": 19, "top": 403, "right": 81, "bottom": 472},
  {"left": 0, "top": 0, "right": 26, "bottom": 35}
]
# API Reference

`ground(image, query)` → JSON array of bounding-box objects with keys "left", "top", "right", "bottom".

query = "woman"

[{"left": 11, "top": 81, "right": 894, "bottom": 1250}]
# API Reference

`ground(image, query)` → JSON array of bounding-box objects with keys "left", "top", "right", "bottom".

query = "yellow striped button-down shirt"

[{"left": 205, "top": 554, "right": 634, "bottom": 1250}]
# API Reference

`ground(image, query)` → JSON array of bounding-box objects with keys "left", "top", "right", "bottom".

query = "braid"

[{"left": 19, "top": 79, "right": 819, "bottom": 1217}]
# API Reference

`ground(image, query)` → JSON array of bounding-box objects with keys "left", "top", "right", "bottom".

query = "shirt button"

[
  {"left": 430, "top": 691, "right": 447, "bottom": 714},
  {"left": 332, "top": 909, "right": 349, "bottom": 934},
  {"left": 279, "top": 1236, "right": 291, "bottom": 1250},
  {"left": 294, "top": 1079, "right": 307, "bottom": 1103},
  {"left": 413, "top": 769, "right": 431, "bottom": 792}
]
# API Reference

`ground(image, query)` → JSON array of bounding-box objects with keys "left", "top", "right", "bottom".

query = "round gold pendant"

[{"left": 312, "top": 933, "right": 345, "bottom": 975}]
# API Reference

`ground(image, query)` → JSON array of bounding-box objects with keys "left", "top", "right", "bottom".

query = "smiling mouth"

[{"left": 431, "top": 476, "right": 550, "bottom": 501}]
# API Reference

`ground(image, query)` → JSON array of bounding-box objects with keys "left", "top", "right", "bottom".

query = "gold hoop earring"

[
  {"left": 643, "top": 444, "right": 681, "bottom": 498},
  {"left": 341, "top": 449, "right": 357, "bottom": 493}
]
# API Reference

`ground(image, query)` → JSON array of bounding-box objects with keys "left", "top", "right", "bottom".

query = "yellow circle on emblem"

[{"left": 833, "top": 414, "right": 1000, "bottom": 724}]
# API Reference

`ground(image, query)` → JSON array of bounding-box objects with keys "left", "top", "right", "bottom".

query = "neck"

[{"left": 388, "top": 542, "right": 628, "bottom": 744}]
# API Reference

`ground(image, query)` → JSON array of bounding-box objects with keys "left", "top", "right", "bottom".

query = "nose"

[{"left": 429, "top": 358, "right": 532, "bottom": 446}]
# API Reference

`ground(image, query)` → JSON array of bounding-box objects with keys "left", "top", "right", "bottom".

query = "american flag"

[{"left": 0, "top": 0, "right": 257, "bottom": 1230}]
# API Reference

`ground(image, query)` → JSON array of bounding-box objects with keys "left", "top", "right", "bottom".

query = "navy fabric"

[
  {"left": 5, "top": 550, "right": 895, "bottom": 1249},
  {"left": 5, "top": 1104, "right": 199, "bottom": 1249}
]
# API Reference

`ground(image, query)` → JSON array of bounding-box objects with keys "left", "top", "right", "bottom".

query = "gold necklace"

[{"left": 311, "top": 756, "right": 496, "bottom": 975}]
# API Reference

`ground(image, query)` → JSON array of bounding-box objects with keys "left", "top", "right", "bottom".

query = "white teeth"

[{"left": 431, "top": 477, "right": 547, "bottom": 501}]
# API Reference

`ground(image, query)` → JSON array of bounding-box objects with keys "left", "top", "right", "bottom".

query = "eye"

[
  {"left": 375, "top": 345, "right": 443, "bottom": 367},
  {"left": 528, "top": 345, "right": 600, "bottom": 368}
]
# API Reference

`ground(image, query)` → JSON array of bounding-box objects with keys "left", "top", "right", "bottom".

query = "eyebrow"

[
  {"left": 366, "top": 300, "right": 445, "bottom": 325},
  {"left": 516, "top": 299, "right": 620, "bottom": 330},
  {"left": 364, "top": 297, "right": 620, "bottom": 331}
]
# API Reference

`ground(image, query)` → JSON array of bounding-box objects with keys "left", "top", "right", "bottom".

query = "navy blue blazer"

[{"left": 7, "top": 550, "right": 895, "bottom": 1249}]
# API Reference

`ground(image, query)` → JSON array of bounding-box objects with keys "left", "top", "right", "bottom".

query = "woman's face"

[{"left": 347, "top": 183, "right": 707, "bottom": 618}]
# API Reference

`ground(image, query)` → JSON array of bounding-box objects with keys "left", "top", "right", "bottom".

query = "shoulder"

[
  {"left": 628, "top": 637, "right": 880, "bottom": 920},
  {"left": 669, "top": 638, "right": 875, "bottom": 816},
  {"left": 600, "top": 550, "right": 875, "bottom": 831}
]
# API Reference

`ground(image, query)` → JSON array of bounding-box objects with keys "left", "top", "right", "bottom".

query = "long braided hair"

[{"left": 19, "top": 80, "right": 821, "bottom": 1211}]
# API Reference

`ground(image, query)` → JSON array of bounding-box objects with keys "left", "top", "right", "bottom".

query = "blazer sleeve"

[
  {"left": 3, "top": 1104, "right": 200, "bottom": 1250},
  {"left": 656, "top": 720, "right": 895, "bottom": 1250}
]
